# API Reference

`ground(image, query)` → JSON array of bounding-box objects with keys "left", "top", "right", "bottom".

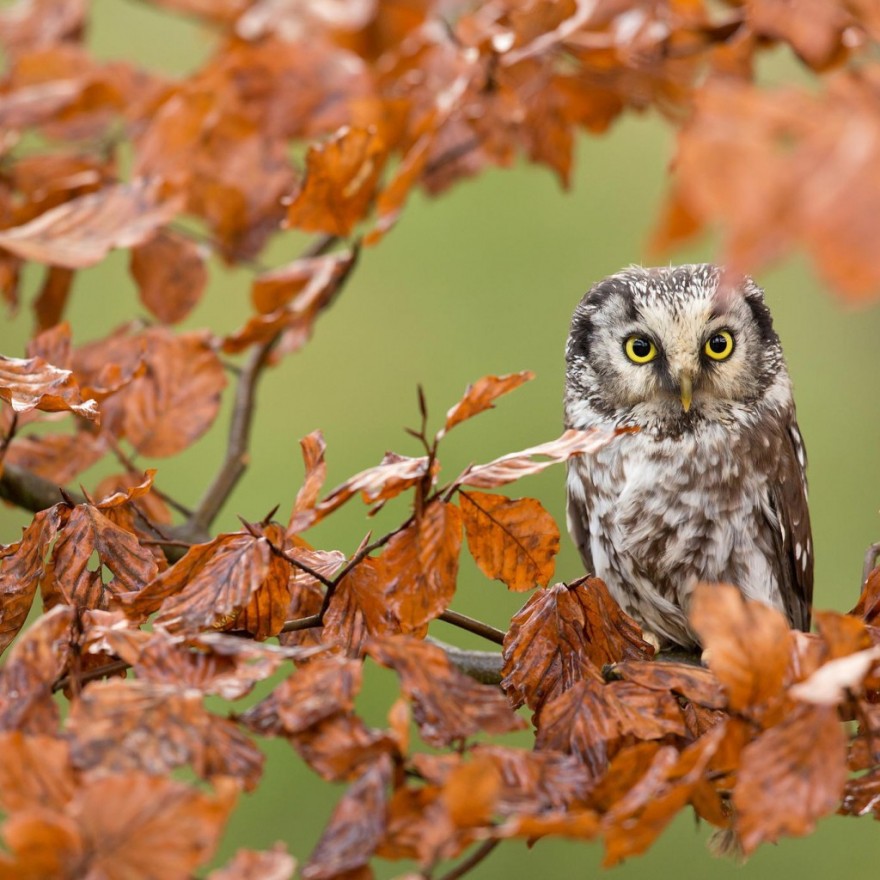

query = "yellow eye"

[
  {"left": 624, "top": 336, "right": 657, "bottom": 364},
  {"left": 704, "top": 330, "right": 735, "bottom": 361}
]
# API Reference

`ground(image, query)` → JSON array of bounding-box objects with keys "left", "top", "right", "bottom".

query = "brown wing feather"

[{"left": 766, "top": 421, "right": 813, "bottom": 631}]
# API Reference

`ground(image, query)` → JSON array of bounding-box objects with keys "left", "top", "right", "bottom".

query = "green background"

[{"left": 1, "top": 0, "right": 880, "bottom": 874}]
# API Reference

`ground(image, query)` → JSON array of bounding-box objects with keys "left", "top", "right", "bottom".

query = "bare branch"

[
  {"left": 0, "top": 461, "right": 86, "bottom": 511},
  {"left": 435, "top": 840, "right": 499, "bottom": 880},
  {"left": 438, "top": 609, "right": 505, "bottom": 645},
  {"left": 426, "top": 637, "right": 503, "bottom": 685}
]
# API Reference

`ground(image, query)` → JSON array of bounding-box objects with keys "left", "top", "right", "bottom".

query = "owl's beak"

[{"left": 679, "top": 373, "right": 693, "bottom": 412}]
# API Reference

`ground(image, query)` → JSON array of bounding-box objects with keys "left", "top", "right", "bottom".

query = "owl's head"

[{"left": 564, "top": 264, "right": 791, "bottom": 430}]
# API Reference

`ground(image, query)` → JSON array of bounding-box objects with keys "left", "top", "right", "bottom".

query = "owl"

[{"left": 564, "top": 264, "right": 812, "bottom": 650}]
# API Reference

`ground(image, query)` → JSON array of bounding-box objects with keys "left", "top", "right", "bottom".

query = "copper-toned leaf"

[
  {"left": 535, "top": 678, "right": 687, "bottom": 779},
  {"left": 0, "top": 506, "right": 66, "bottom": 656},
  {"left": 789, "top": 646, "right": 880, "bottom": 705},
  {"left": 303, "top": 757, "right": 391, "bottom": 880},
  {"left": 279, "top": 548, "right": 345, "bottom": 653},
  {"left": 66, "top": 678, "right": 264, "bottom": 790},
  {"left": 460, "top": 491, "right": 559, "bottom": 591},
  {"left": 122, "top": 329, "right": 226, "bottom": 458},
  {"left": 124, "top": 529, "right": 288, "bottom": 639},
  {"left": 286, "top": 126, "right": 387, "bottom": 237},
  {"left": 690, "top": 582, "right": 791, "bottom": 721},
  {"left": 609, "top": 660, "right": 726, "bottom": 710},
  {"left": 0, "top": 353, "right": 97, "bottom": 419},
  {"left": 289, "top": 449, "right": 432, "bottom": 534},
  {"left": 208, "top": 845, "right": 296, "bottom": 880},
  {"left": 457, "top": 428, "right": 621, "bottom": 489},
  {"left": 840, "top": 766, "right": 880, "bottom": 818},
  {"left": 293, "top": 430, "right": 327, "bottom": 514},
  {"left": 0, "top": 732, "right": 75, "bottom": 813},
  {"left": 0, "top": 180, "right": 182, "bottom": 268},
  {"left": 733, "top": 704, "right": 847, "bottom": 855},
  {"left": 0, "top": 0, "right": 87, "bottom": 57},
  {"left": 502, "top": 578, "right": 653, "bottom": 712},
  {"left": 443, "top": 371, "right": 534, "bottom": 434},
  {"left": 602, "top": 723, "right": 727, "bottom": 866},
  {"left": 367, "top": 635, "right": 525, "bottom": 747},
  {"left": 130, "top": 230, "right": 208, "bottom": 324},
  {"left": 324, "top": 557, "right": 400, "bottom": 656},
  {"left": 852, "top": 566, "right": 880, "bottom": 626},
  {"left": 442, "top": 754, "right": 502, "bottom": 828},
  {"left": 381, "top": 500, "right": 462, "bottom": 633},
  {"left": 33, "top": 265, "right": 74, "bottom": 330}
]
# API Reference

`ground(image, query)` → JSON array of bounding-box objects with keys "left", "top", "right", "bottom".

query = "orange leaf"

[
  {"left": 502, "top": 578, "right": 653, "bottom": 712},
  {"left": 367, "top": 635, "right": 525, "bottom": 747},
  {"left": 130, "top": 230, "right": 208, "bottom": 325},
  {"left": 286, "top": 126, "right": 387, "bottom": 237},
  {"left": 609, "top": 660, "right": 726, "bottom": 710},
  {"left": 443, "top": 371, "right": 534, "bottom": 434},
  {"left": 733, "top": 704, "right": 847, "bottom": 854},
  {"left": 381, "top": 500, "right": 462, "bottom": 633},
  {"left": 0, "top": 732, "right": 75, "bottom": 813},
  {"left": 690, "top": 582, "right": 792, "bottom": 722},
  {"left": 0, "top": 179, "right": 182, "bottom": 268},
  {"left": 460, "top": 491, "right": 559, "bottom": 591},
  {"left": 208, "top": 845, "right": 296, "bottom": 880},
  {"left": 0, "top": 354, "right": 97, "bottom": 420},
  {"left": 457, "top": 428, "right": 622, "bottom": 489},
  {"left": 293, "top": 430, "right": 327, "bottom": 515}
]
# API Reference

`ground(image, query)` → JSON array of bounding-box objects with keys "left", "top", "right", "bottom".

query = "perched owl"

[{"left": 564, "top": 264, "right": 812, "bottom": 649}]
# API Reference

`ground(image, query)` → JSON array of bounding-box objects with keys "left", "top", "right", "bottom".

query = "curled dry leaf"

[
  {"left": 208, "top": 845, "right": 296, "bottom": 880},
  {"left": 0, "top": 353, "right": 97, "bottom": 419},
  {"left": 457, "top": 428, "right": 622, "bottom": 489},
  {"left": 690, "top": 582, "right": 792, "bottom": 723},
  {"left": 0, "top": 179, "right": 183, "bottom": 268},
  {"left": 130, "top": 229, "right": 208, "bottom": 325},
  {"left": 789, "top": 646, "right": 880, "bottom": 706},
  {"left": 366, "top": 635, "right": 525, "bottom": 747},
  {"left": 502, "top": 578, "right": 653, "bottom": 713},
  {"left": 0, "top": 731, "right": 76, "bottom": 814},
  {"left": 293, "top": 429, "right": 327, "bottom": 514},
  {"left": 733, "top": 704, "right": 847, "bottom": 855},
  {"left": 302, "top": 757, "right": 391, "bottom": 880},
  {"left": 442, "top": 370, "right": 534, "bottom": 434},
  {"left": 286, "top": 125, "right": 387, "bottom": 237},
  {"left": 459, "top": 491, "right": 559, "bottom": 591},
  {"left": 852, "top": 565, "right": 880, "bottom": 626},
  {"left": 609, "top": 660, "right": 727, "bottom": 710},
  {"left": 380, "top": 500, "right": 462, "bottom": 633}
]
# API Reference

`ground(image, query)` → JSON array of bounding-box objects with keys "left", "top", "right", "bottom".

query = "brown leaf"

[
  {"left": 0, "top": 353, "right": 97, "bottom": 420},
  {"left": 50, "top": 501, "right": 158, "bottom": 611},
  {"left": 293, "top": 430, "right": 327, "bottom": 514},
  {"left": 460, "top": 491, "right": 559, "bottom": 591},
  {"left": 279, "top": 548, "right": 345, "bottom": 653},
  {"left": 0, "top": 506, "right": 66, "bottom": 656},
  {"left": 734, "top": 704, "right": 847, "bottom": 854},
  {"left": 502, "top": 578, "right": 653, "bottom": 712},
  {"left": 789, "top": 646, "right": 880, "bottom": 706},
  {"left": 442, "top": 754, "right": 502, "bottom": 828},
  {"left": 121, "top": 329, "right": 226, "bottom": 458},
  {"left": 4, "top": 431, "right": 108, "bottom": 485},
  {"left": 609, "top": 660, "right": 727, "bottom": 710},
  {"left": 324, "top": 557, "right": 400, "bottom": 656},
  {"left": 130, "top": 229, "right": 208, "bottom": 324},
  {"left": 535, "top": 678, "right": 687, "bottom": 779},
  {"left": 381, "top": 500, "right": 462, "bottom": 633},
  {"left": 289, "top": 448, "right": 432, "bottom": 534},
  {"left": 443, "top": 371, "right": 534, "bottom": 434},
  {"left": 840, "top": 766, "right": 880, "bottom": 818},
  {"left": 366, "top": 635, "right": 525, "bottom": 747},
  {"left": 286, "top": 126, "right": 387, "bottom": 237},
  {"left": 66, "top": 678, "right": 264, "bottom": 790},
  {"left": 0, "top": 605, "right": 74, "bottom": 734},
  {"left": 852, "top": 566, "right": 880, "bottom": 626},
  {"left": 602, "top": 723, "right": 727, "bottom": 866},
  {"left": 0, "top": 179, "right": 182, "bottom": 268},
  {"left": 303, "top": 757, "right": 390, "bottom": 880},
  {"left": 123, "top": 528, "right": 289, "bottom": 639},
  {"left": 457, "top": 428, "right": 623, "bottom": 489},
  {"left": 0, "top": 732, "right": 75, "bottom": 813},
  {"left": 33, "top": 265, "right": 75, "bottom": 330},
  {"left": 0, "top": 0, "right": 86, "bottom": 57},
  {"left": 690, "top": 582, "right": 792, "bottom": 721},
  {"left": 208, "top": 845, "right": 296, "bottom": 880}
]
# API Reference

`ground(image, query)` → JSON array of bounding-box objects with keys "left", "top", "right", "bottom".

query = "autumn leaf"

[
  {"left": 293, "top": 430, "right": 327, "bottom": 514},
  {"left": 0, "top": 353, "right": 98, "bottom": 420},
  {"left": 366, "top": 635, "right": 525, "bottom": 747},
  {"left": 130, "top": 230, "right": 208, "bottom": 324},
  {"left": 690, "top": 582, "right": 792, "bottom": 723},
  {"left": 457, "top": 428, "right": 623, "bottom": 489},
  {"left": 502, "top": 578, "right": 653, "bottom": 712},
  {"left": 608, "top": 660, "right": 727, "bottom": 710},
  {"left": 459, "top": 491, "right": 559, "bottom": 591},
  {"left": 380, "top": 500, "right": 462, "bottom": 633},
  {"left": 442, "top": 371, "right": 534, "bottom": 434},
  {"left": 733, "top": 704, "right": 847, "bottom": 855},
  {"left": 286, "top": 126, "right": 387, "bottom": 237},
  {"left": 0, "top": 179, "right": 183, "bottom": 268},
  {"left": 208, "top": 845, "right": 296, "bottom": 880},
  {"left": 0, "top": 732, "right": 76, "bottom": 813}
]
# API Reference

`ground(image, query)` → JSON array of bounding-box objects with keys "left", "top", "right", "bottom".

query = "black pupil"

[
  {"left": 632, "top": 338, "right": 651, "bottom": 357},
  {"left": 708, "top": 334, "right": 728, "bottom": 354}
]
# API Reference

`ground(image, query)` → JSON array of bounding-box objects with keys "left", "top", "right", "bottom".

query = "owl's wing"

[
  {"left": 565, "top": 461, "right": 594, "bottom": 573},
  {"left": 765, "top": 421, "right": 813, "bottom": 631}
]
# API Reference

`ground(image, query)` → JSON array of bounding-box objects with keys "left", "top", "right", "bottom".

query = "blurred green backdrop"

[{"left": 1, "top": 0, "right": 880, "bottom": 875}]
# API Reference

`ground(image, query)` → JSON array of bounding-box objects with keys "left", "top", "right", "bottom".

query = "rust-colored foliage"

[{"left": 1, "top": 0, "right": 879, "bottom": 876}]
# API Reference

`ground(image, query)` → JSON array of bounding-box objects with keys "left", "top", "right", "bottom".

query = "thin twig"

[
  {"left": 0, "top": 411, "right": 18, "bottom": 465},
  {"left": 438, "top": 609, "right": 506, "bottom": 645},
  {"left": 53, "top": 658, "right": 130, "bottom": 693},
  {"left": 279, "top": 613, "right": 324, "bottom": 633},
  {"left": 862, "top": 541, "right": 880, "bottom": 588},
  {"left": 435, "top": 840, "right": 499, "bottom": 880},
  {"left": 427, "top": 637, "right": 503, "bottom": 685}
]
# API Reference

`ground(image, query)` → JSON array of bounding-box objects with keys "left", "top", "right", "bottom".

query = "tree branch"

[
  {"left": 427, "top": 637, "right": 503, "bottom": 685},
  {"left": 435, "top": 840, "right": 499, "bottom": 880},
  {"left": 438, "top": 609, "right": 505, "bottom": 645},
  {"left": 0, "top": 462, "right": 85, "bottom": 512}
]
